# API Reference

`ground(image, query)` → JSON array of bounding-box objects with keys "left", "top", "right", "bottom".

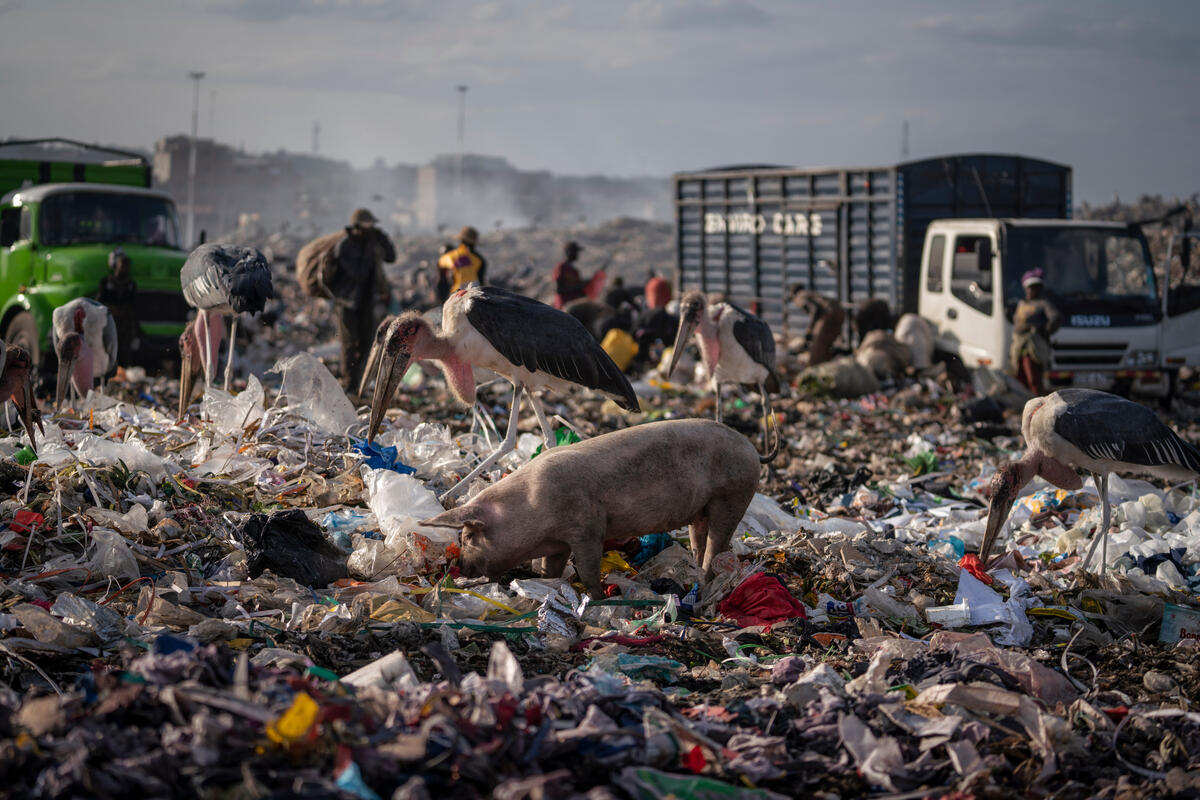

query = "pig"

[{"left": 420, "top": 418, "right": 760, "bottom": 599}]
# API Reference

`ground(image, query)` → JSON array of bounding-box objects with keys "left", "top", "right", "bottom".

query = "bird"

[
  {"left": 180, "top": 244, "right": 274, "bottom": 392},
  {"left": 51, "top": 298, "right": 117, "bottom": 409},
  {"left": 0, "top": 341, "right": 43, "bottom": 453},
  {"left": 666, "top": 290, "right": 781, "bottom": 462},
  {"left": 366, "top": 285, "right": 639, "bottom": 499},
  {"left": 978, "top": 388, "right": 1200, "bottom": 573},
  {"left": 356, "top": 314, "right": 397, "bottom": 403},
  {"left": 177, "top": 316, "right": 223, "bottom": 420}
]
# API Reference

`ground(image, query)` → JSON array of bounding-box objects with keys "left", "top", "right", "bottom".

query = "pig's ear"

[
  {"left": 420, "top": 507, "right": 471, "bottom": 528},
  {"left": 461, "top": 519, "right": 487, "bottom": 542}
]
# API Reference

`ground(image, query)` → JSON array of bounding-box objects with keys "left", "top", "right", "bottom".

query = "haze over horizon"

[{"left": 1, "top": 0, "right": 1197, "bottom": 205}]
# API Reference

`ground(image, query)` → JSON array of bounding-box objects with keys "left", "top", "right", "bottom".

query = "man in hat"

[
  {"left": 439, "top": 226, "right": 487, "bottom": 294},
  {"left": 96, "top": 246, "right": 140, "bottom": 366},
  {"left": 552, "top": 240, "right": 589, "bottom": 309},
  {"left": 332, "top": 208, "right": 396, "bottom": 389},
  {"left": 1009, "top": 268, "right": 1061, "bottom": 394}
]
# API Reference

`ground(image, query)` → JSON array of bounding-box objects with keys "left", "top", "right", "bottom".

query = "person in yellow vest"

[{"left": 439, "top": 226, "right": 488, "bottom": 293}]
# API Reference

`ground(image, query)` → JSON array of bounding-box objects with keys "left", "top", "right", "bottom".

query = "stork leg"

[
  {"left": 197, "top": 311, "right": 213, "bottom": 388},
  {"left": 757, "top": 381, "right": 781, "bottom": 461},
  {"left": 713, "top": 377, "right": 723, "bottom": 424},
  {"left": 223, "top": 315, "right": 238, "bottom": 392},
  {"left": 527, "top": 390, "right": 556, "bottom": 447},
  {"left": 1080, "top": 472, "right": 1111, "bottom": 574},
  {"left": 440, "top": 381, "right": 524, "bottom": 502}
]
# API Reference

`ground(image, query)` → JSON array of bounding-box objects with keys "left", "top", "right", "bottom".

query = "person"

[
  {"left": 330, "top": 208, "right": 396, "bottom": 390},
  {"left": 440, "top": 226, "right": 487, "bottom": 294},
  {"left": 552, "top": 241, "right": 588, "bottom": 309},
  {"left": 1009, "top": 268, "right": 1062, "bottom": 394},
  {"left": 633, "top": 274, "right": 677, "bottom": 367},
  {"left": 792, "top": 289, "right": 845, "bottom": 366},
  {"left": 433, "top": 243, "right": 454, "bottom": 305},
  {"left": 96, "top": 247, "right": 140, "bottom": 366}
]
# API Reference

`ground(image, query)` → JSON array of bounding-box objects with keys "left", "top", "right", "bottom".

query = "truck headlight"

[{"left": 1123, "top": 349, "right": 1157, "bottom": 367}]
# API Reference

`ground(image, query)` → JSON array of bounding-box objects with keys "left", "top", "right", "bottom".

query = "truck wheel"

[{"left": 3, "top": 311, "right": 40, "bottom": 369}]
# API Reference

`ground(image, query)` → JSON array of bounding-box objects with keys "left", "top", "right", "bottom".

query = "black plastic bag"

[{"left": 239, "top": 509, "right": 348, "bottom": 588}]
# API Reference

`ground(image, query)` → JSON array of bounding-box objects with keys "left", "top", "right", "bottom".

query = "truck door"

[
  {"left": 1162, "top": 233, "right": 1200, "bottom": 371},
  {"left": 932, "top": 231, "right": 1004, "bottom": 367}
]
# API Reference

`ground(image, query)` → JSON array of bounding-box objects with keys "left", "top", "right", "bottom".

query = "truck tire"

[{"left": 3, "top": 311, "right": 39, "bottom": 369}]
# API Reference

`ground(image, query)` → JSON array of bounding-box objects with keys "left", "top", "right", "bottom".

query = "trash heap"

[{"left": 2, "top": 349, "right": 1200, "bottom": 798}]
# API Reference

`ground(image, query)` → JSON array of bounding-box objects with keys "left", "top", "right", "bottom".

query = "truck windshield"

[
  {"left": 1004, "top": 226, "right": 1158, "bottom": 318},
  {"left": 40, "top": 192, "right": 181, "bottom": 248}
]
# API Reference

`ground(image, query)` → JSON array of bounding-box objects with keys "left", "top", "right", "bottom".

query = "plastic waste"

[
  {"left": 351, "top": 439, "right": 414, "bottom": 473},
  {"left": 269, "top": 352, "right": 358, "bottom": 434},
  {"left": 1160, "top": 603, "right": 1200, "bottom": 644},
  {"left": 926, "top": 601, "right": 971, "bottom": 627},
  {"left": 616, "top": 766, "right": 788, "bottom": 800},
  {"left": 239, "top": 509, "right": 349, "bottom": 588},
  {"left": 716, "top": 572, "right": 806, "bottom": 628},
  {"left": 88, "top": 530, "right": 140, "bottom": 580},
  {"left": 341, "top": 650, "right": 420, "bottom": 691},
  {"left": 201, "top": 374, "right": 264, "bottom": 435}
]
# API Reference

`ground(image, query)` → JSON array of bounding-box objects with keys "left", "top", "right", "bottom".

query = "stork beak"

[
  {"left": 55, "top": 353, "right": 76, "bottom": 410},
  {"left": 179, "top": 346, "right": 195, "bottom": 421},
  {"left": 357, "top": 328, "right": 386, "bottom": 403},
  {"left": 666, "top": 313, "right": 699, "bottom": 379},
  {"left": 978, "top": 488, "right": 1014, "bottom": 563},
  {"left": 367, "top": 331, "right": 411, "bottom": 444},
  {"left": 19, "top": 378, "right": 40, "bottom": 455}
]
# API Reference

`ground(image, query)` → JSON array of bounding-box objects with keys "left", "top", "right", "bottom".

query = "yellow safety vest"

[{"left": 440, "top": 244, "right": 483, "bottom": 292}]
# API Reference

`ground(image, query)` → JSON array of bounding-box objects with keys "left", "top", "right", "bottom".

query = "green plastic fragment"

[
  {"left": 532, "top": 427, "right": 582, "bottom": 458},
  {"left": 14, "top": 446, "right": 35, "bottom": 466},
  {"left": 305, "top": 665, "right": 340, "bottom": 682}
]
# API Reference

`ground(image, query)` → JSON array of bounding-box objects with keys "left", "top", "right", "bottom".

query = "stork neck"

[{"left": 1019, "top": 448, "right": 1083, "bottom": 492}]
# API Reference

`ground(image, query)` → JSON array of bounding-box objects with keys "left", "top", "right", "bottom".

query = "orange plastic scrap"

[{"left": 266, "top": 692, "right": 320, "bottom": 744}]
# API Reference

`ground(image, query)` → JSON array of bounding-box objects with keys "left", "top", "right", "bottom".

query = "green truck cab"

[{"left": 0, "top": 139, "right": 190, "bottom": 370}]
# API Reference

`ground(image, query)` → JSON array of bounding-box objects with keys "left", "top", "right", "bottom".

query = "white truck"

[
  {"left": 917, "top": 218, "right": 1199, "bottom": 396},
  {"left": 673, "top": 154, "right": 1197, "bottom": 396}
]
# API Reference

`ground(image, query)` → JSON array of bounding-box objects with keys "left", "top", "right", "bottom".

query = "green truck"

[{"left": 0, "top": 138, "right": 190, "bottom": 371}]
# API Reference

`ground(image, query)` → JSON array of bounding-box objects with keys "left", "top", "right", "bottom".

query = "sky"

[{"left": 0, "top": 0, "right": 1197, "bottom": 204}]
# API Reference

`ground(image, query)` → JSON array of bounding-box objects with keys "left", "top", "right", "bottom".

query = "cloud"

[
  {"left": 623, "top": 0, "right": 770, "bottom": 31},
  {"left": 204, "top": 0, "right": 433, "bottom": 23},
  {"left": 0, "top": 0, "right": 20, "bottom": 14}
]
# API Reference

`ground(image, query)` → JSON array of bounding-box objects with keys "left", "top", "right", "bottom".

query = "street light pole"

[
  {"left": 186, "top": 70, "right": 205, "bottom": 247},
  {"left": 456, "top": 85, "right": 467, "bottom": 201}
]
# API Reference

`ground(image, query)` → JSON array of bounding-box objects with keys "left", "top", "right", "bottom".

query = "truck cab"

[
  {"left": 0, "top": 173, "right": 190, "bottom": 371},
  {"left": 918, "top": 218, "right": 1176, "bottom": 396}
]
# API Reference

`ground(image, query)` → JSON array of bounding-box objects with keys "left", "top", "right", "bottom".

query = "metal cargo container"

[{"left": 674, "top": 153, "right": 1071, "bottom": 336}]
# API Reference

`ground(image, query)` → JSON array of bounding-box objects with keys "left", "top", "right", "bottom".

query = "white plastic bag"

[
  {"left": 269, "top": 352, "right": 358, "bottom": 434},
  {"left": 363, "top": 468, "right": 452, "bottom": 544},
  {"left": 201, "top": 374, "right": 265, "bottom": 435}
]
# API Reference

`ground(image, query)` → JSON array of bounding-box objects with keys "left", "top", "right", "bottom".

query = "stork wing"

[
  {"left": 1053, "top": 389, "right": 1200, "bottom": 474},
  {"left": 182, "top": 244, "right": 275, "bottom": 314},
  {"left": 463, "top": 286, "right": 639, "bottom": 411},
  {"left": 729, "top": 303, "right": 776, "bottom": 372}
]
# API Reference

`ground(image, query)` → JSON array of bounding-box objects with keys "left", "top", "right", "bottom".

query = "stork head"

[
  {"left": 366, "top": 313, "right": 433, "bottom": 443},
  {"left": 3, "top": 344, "right": 43, "bottom": 454},
  {"left": 178, "top": 319, "right": 203, "bottom": 421},
  {"left": 978, "top": 460, "right": 1033, "bottom": 562},
  {"left": 667, "top": 290, "right": 716, "bottom": 378},
  {"left": 55, "top": 332, "right": 84, "bottom": 408}
]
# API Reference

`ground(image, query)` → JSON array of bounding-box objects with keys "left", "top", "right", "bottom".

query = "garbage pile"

[{"left": 2, "top": 330, "right": 1200, "bottom": 796}]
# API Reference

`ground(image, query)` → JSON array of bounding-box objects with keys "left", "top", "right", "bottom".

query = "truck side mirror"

[
  {"left": 0, "top": 208, "right": 19, "bottom": 248},
  {"left": 975, "top": 239, "right": 993, "bottom": 292}
]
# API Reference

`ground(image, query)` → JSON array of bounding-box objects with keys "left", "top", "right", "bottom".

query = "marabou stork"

[
  {"left": 356, "top": 313, "right": 397, "bottom": 403},
  {"left": 0, "top": 341, "right": 42, "bottom": 453},
  {"left": 366, "top": 285, "right": 639, "bottom": 499},
  {"left": 666, "top": 290, "right": 781, "bottom": 461},
  {"left": 979, "top": 388, "right": 1200, "bottom": 572},
  {"left": 180, "top": 244, "right": 274, "bottom": 392},
  {"left": 51, "top": 298, "right": 117, "bottom": 408}
]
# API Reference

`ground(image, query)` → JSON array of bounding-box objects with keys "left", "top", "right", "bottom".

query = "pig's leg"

[
  {"left": 528, "top": 390, "right": 556, "bottom": 447},
  {"left": 571, "top": 528, "right": 607, "bottom": 600},
  {"left": 688, "top": 517, "right": 709, "bottom": 570},
  {"left": 700, "top": 497, "right": 746, "bottom": 579},
  {"left": 440, "top": 382, "right": 524, "bottom": 501},
  {"left": 537, "top": 551, "right": 570, "bottom": 579}
]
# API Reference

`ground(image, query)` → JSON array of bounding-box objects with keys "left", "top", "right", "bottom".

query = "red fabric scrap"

[
  {"left": 681, "top": 745, "right": 707, "bottom": 773},
  {"left": 11, "top": 511, "right": 43, "bottom": 534},
  {"left": 958, "top": 554, "right": 994, "bottom": 585},
  {"left": 716, "top": 572, "right": 807, "bottom": 628}
]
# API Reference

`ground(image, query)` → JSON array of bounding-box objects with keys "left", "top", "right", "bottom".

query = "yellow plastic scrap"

[
  {"left": 266, "top": 692, "right": 319, "bottom": 744},
  {"left": 600, "top": 328, "right": 638, "bottom": 372},
  {"left": 600, "top": 551, "right": 636, "bottom": 577}
]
